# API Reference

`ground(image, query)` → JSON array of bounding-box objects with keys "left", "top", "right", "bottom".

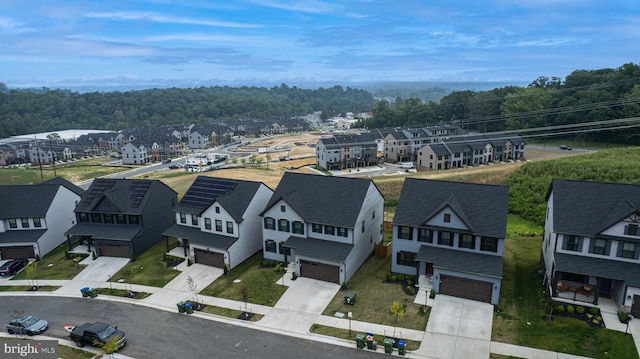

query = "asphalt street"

[{"left": 3, "top": 296, "right": 385, "bottom": 359}]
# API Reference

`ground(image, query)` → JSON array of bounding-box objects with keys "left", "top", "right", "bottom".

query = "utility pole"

[{"left": 35, "top": 136, "right": 43, "bottom": 180}]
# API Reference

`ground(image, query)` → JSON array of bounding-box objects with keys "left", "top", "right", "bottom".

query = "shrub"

[
  {"left": 65, "top": 250, "right": 71, "bottom": 259},
  {"left": 587, "top": 313, "right": 593, "bottom": 319},
  {"left": 391, "top": 275, "right": 398, "bottom": 282},
  {"left": 273, "top": 263, "right": 283, "bottom": 272},
  {"left": 566, "top": 305, "right": 575, "bottom": 313},
  {"left": 618, "top": 311, "right": 630, "bottom": 323},
  {"left": 92, "top": 251, "right": 97, "bottom": 260},
  {"left": 429, "top": 289, "right": 436, "bottom": 299},
  {"left": 35, "top": 254, "right": 40, "bottom": 261},
  {"left": 592, "top": 319, "right": 600, "bottom": 325},
  {"left": 555, "top": 305, "right": 565, "bottom": 313},
  {"left": 291, "top": 271, "right": 298, "bottom": 280},
  {"left": 576, "top": 306, "right": 585, "bottom": 314},
  {"left": 187, "top": 258, "right": 192, "bottom": 266},
  {"left": 589, "top": 307, "right": 599, "bottom": 315},
  {"left": 406, "top": 286, "right": 416, "bottom": 295}
]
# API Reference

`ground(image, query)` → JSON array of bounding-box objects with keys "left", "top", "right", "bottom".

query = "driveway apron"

[{"left": 415, "top": 295, "right": 493, "bottom": 359}]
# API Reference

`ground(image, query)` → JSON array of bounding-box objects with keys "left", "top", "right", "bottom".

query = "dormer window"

[{"left": 625, "top": 224, "right": 638, "bottom": 236}]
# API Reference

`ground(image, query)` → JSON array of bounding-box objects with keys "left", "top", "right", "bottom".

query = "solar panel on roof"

[
  {"left": 82, "top": 179, "right": 116, "bottom": 206},
  {"left": 130, "top": 181, "right": 151, "bottom": 208},
  {"left": 178, "top": 177, "right": 238, "bottom": 210}
]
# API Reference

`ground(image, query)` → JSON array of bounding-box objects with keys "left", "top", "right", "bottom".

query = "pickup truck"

[{"left": 69, "top": 322, "right": 127, "bottom": 349}]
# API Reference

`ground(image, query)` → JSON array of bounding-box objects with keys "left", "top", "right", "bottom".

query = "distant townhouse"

[
  {"left": 163, "top": 176, "right": 273, "bottom": 269},
  {"left": 391, "top": 178, "right": 509, "bottom": 305},
  {"left": 65, "top": 178, "right": 177, "bottom": 258},
  {"left": 260, "top": 172, "right": 384, "bottom": 284},
  {"left": 0, "top": 177, "right": 83, "bottom": 259},
  {"left": 121, "top": 141, "right": 149, "bottom": 165},
  {"left": 384, "top": 125, "right": 466, "bottom": 163},
  {"left": 316, "top": 132, "right": 379, "bottom": 170},
  {"left": 542, "top": 179, "right": 640, "bottom": 317}
]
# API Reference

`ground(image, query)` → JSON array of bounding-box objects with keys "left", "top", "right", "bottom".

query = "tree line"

[
  {"left": 0, "top": 84, "right": 375, "bottom": 138},
  {"left": 357, "top": 62, "right": 640, "bottom": 145}
]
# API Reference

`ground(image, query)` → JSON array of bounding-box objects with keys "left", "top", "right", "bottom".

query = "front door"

[
  {"left": 426, "top": 263, "right": 433, "bottom": 276},
  {"left": 183, "top": 239, "right": 189, "bottom": 257},
  {"left": 598, "top": 278, "right": 612, "bottom": 296}
]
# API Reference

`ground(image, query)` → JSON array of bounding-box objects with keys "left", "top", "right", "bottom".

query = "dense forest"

[
  {"left": 358, "top": 62, "right": 640, "bottom": 144},
  {"left": 1, "top": 63, "right": 640, "bottom": 144},
  {"left": 0, "top": 84, "right": 375, "bottom": 138}
]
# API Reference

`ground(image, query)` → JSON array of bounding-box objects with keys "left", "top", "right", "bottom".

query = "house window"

[
  {"left": 129, "top": 215, "right": 140, "bottom": 225},
  {"left": 437, "top": 231, "right": 453, "bottom": 246},
  {"left": 179, "top": 213, "right": 187, "bottom": 224},
  {"left": 564, "top": 235, "right": 581, "bottom": 251},
  {"left": 398, "top": 226, "right": 412, "bottom": 240},
  {"left": 116, "top": 214, "right": 127, "bottom": 224},
  {"left": 418, "top": 228, "right": 433, "bottom": 243},
  {"left": 205, "top": 218, "right": 212, "bottom": 230},
  {"left": 77, "top": 213, "right": 89, "bottom": 223},
  {"left": 620, "top": 242, "right": 637, "bottom": 259},
  {"left": 21, "top": 218, "right": 29, "bottom": 228},
  {"left": 264, "top": 217, "right": 275, "bottom": 230},
  {"left": 91, "top": 213, "right": 102, "bottom": 223},
  {"left": 226, "top": 221, "right": 234, "bottom": 234},
  {"left": 265, "top": 240, "right": 276, "bottom": 253},
  {"left": 625, "top": 224, "right": 638, "bottom": 236},
  {"left": 215, "top": 206, "right": 220, "bottom": 214},
  {"left": 459, "top": 234, "right": 475, "bottom": 249},
  {"left": 279, "top": 243, "right": 291, "bottom": 256},
  {"left": 278, "top": 219, "right": 290, "bottom": 232},
  {"left": 312, "top": 223, "right": 322, "bottom": 233},
  {"left": 103, "top": 214, "right": 114, "bottom": 224},
  {"left": 280, "top": 205, "right": 286, "bottom": 212},
  {"left": 337, "top": 227, "right": 348, "bottom": 237},
  {"left": 589, "top": 238, "right": 607, "bottom": 255},
  {"left": 324, "top": 225, "right": 335, "bottom": 235},
  {"left": 444, "top": 214, "right": 451, "bottom": 223},
  {"left": 33, "top": 218, "right": 42, "bottom": 228},
  {"left": 8, "top": 218, "right": 17, "bottom": 228},
  {"left": 480, "top": 237, "right": 498, "bottom": 252},
  {"left": 396, "top": 251, "right": 416, "bottom": 267},
  {"left": 191, "top": 214, "right": 198, "bottom": 226},
  {"left": 292, "top": 221, "right": 304, "bottom": 234},
  {"left": 215, "top": 219, "right": 222, "bottom": 232}
]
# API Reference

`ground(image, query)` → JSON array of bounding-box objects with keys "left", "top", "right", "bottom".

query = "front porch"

[
  {"left": 555, "top": 279, "right": 595, "bottom": 304},
  {"left": 413, "top": 274, "right": 435, "bottom": 306}
]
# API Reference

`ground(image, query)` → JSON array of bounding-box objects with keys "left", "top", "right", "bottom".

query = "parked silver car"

[{"left": 7, "top": 315, "right": 48, "bottom": 336}]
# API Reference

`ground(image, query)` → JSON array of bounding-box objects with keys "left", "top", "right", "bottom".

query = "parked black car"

[
  {"left": 69, "top": 322, "right": 127, "bottom": 349},
  {"left": 0, "top": 258, "right": 28, "bottom": 276}
]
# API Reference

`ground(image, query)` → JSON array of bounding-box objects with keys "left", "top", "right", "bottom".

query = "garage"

[
  {"left": 439, "top": 275, "right": 493, "bottom": 303},
  {"left": 0, "top": 246, "right": 35, "bottom": 260},
  {"left": 632, "top": 295, "right": 640, "bottom": 318},
  {"left": 300, "top": 260, "right": 340, "bottom": 284},
  {"left": 194, "top": 248, "right": 224, "bottom": 268},
  {"left": 98, "top": 243, "right": 131, "bottom": 258}
]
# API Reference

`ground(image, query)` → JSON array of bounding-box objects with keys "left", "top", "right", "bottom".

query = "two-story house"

[
  {"left": 0, "top": 177, "right": 83, "bottom": 259},
  {"left": 541, "top": 179, "right": 640, "bottom": 317},
  {"left": 65, "top": 178, "right": 177, "bottom": 258},
  {"left": 162, "top": 176, "right": 273, "bottom": 270},
  {"left": 260, "top": 172, "right": 384, "bottom": 284},
  {"left": 391, "top": 178, "right": 509, "bottom": 305}
]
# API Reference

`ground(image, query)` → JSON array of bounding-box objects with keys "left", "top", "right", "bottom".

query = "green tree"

[{"left": 390, "top": 301, "right": 405, "bottom": 337}]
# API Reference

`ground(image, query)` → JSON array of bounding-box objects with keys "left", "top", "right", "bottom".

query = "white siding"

[
  {"left": 39, "top": 186, "right": 81, "bottom": 256},
  {"left": 262, "top": 199, "right": 304, "bottom": 262}
]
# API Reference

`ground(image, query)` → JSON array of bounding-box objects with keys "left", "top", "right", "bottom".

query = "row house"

[
  {"left": 121, "top": 141, "right": 149, "bottom": 165},
  {"left": 392, "top": 178, "right": 509, "bottom": 305},
  {"left": 316, "top": 132, "right": 380, "bottom": 170},
  {"left": 542, "top": 179, "right": 640, "bottom": 317},
  {"left": 384, "top": 125, "right": 466, "bottom": 162}
]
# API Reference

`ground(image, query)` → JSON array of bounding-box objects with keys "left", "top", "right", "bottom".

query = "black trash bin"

[
  {"left": 177, "top": 301, "right": 186, "bottom": 313},
  {"left": 80, "top": 287, "right": 89, "bottom": 298},
  {"left": 185, "top": 302, "right": 193, "bottom": 314},
  {"left": 397, "top": 339, "right": 406, "bottom": 356},
  {"left": 355, "top": 333, "right": 365, "bottom": 349}
]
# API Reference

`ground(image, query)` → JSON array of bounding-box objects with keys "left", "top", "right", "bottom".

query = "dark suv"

[{"left": 0, "top": 258, "right": 28, "bottom": 276}]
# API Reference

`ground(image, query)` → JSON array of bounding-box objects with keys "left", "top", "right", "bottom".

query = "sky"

[{"left": 1, "top": 0, "right": 639, "bottom": 91}]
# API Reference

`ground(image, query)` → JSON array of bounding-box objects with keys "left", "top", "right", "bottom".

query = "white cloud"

[{"left": 85, "top": 11, "right": 262, "bottom": 29}]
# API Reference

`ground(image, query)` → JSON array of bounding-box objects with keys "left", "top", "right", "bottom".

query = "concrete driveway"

[
  {"left": 258, "top": 277, "right": 340, "bottom": 334},
  {"left": 73, "top": 256, "right": 130, "bottom": 281},
  {"left": 415, "top": 295, "right": 493, "bottom": 359}
]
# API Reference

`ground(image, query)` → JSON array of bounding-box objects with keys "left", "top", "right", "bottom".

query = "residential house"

[
  {"left": 121, "top": 141, "right": 149, "bottom": 165},
  {"left": 541, "top": 179, "right": 640, "bottom": 317},
  {"left": 65, "top": 178, "right": 177, "bottom": 258},
  {"left": 260, "top": 172, "right": 384, "bottom": 284},
  {"left": 0, "top": 177, "right": 83, "bottom": 259},
  {"left": 391, "top": 178, "right": 509, "bottom": 305},
  {"left": 162, "top": 176, "right": 273, "bottom": 269},
  {"left": 316, "top": 132, "right": 379, "bottom": 170}
]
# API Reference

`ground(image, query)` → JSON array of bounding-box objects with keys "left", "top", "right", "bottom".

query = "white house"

[
  {"left": 0, "top": 177, "right": 83, "bottom": 259},
  {"left": 163, "top": 176, "right": 273, "bottom": 270},
  {"left": 542, "top": 179, "right": 640, "bottom": 317},
  {"left": 260, "top": 172, "right": 384, "bottom": 284},
  {"left": 391, "top": 178, "right": 509, "bottom": 305}
]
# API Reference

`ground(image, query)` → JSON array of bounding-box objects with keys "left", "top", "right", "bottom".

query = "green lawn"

[
  {"left": 95, "top": 287, "right": 151, "bottom": 299},
  {"left": 493, "top": 217, "right": 639, "bottom": 359},
  {"left": 12, "top": 245, "right": 86, "bottom": 280},
  {"left": 0, "top": 285, "right": 60, "bottom": 292},
  {"left": 110, "top": 241, "right": 180, "bottom": 287},
  {"left": 199, "top": 252, "right": 287, "bottom": 306},
  {"left": 310, "top": 324, "right": 421, "bottom": 351}
]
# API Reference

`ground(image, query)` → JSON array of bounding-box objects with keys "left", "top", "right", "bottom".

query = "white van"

[{"left": 399, "top": 162, "right": 415, "bottom": 169}]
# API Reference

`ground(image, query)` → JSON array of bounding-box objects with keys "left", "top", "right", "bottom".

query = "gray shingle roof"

[
  {"left": 162, "top": 224, "right": 237, "bottom": 250},
  {"left": 262, "top": 172, "right": 378, "bottom": 228},
  {"left": 177, "top": 176, "right": 263, "bottom": 223},
  {"left": 549, "top": 179, "right": 640, "bottom": 236},
  {"left": 0, "top": 229, "right": 46, "bottom": 244},
  {"left": 41, "top": 176, "right": 85, "bottom": 196},
  {"left": 393, "top": 178, "right": 509, "bottom": 238},
  {"left": 555, "top": 252, "right": 640, "bottom": 287},
  {"left": 64, "top": 223, "right": 141, "bottom": 240},
  {"left": 76, "top": 178, "right": 173, "bottom": 215},
  {"left": 284, "top": 236, "right": 353, "bottom": 262},
  {"left": 417, "top": 245, "right": 503, "bottom": 278},
  {"left": 0, "top": 184, "right": 59, "bottom": 219}
]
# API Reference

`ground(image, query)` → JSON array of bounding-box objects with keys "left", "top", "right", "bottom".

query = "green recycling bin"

[
  {"left": 344, "top": 291, "right": 356, "bottom": 305},
  {"left": 355, "top": 333, "right": 366, "bottom": 349},
  {"left": 177, "top": 301, "right": 186, "bottom": 313},
  {"left": 88, "top": 288, "right": 98, "bottom": 298},
  {"left": 185, "top": 302, "right": 193, "bottom": 314},
  {"left": 397, "top": 339, "right": 406, "bottom": 356},
  {"left": 383, "top": 337, "right": 394, "bottom": 354}
]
